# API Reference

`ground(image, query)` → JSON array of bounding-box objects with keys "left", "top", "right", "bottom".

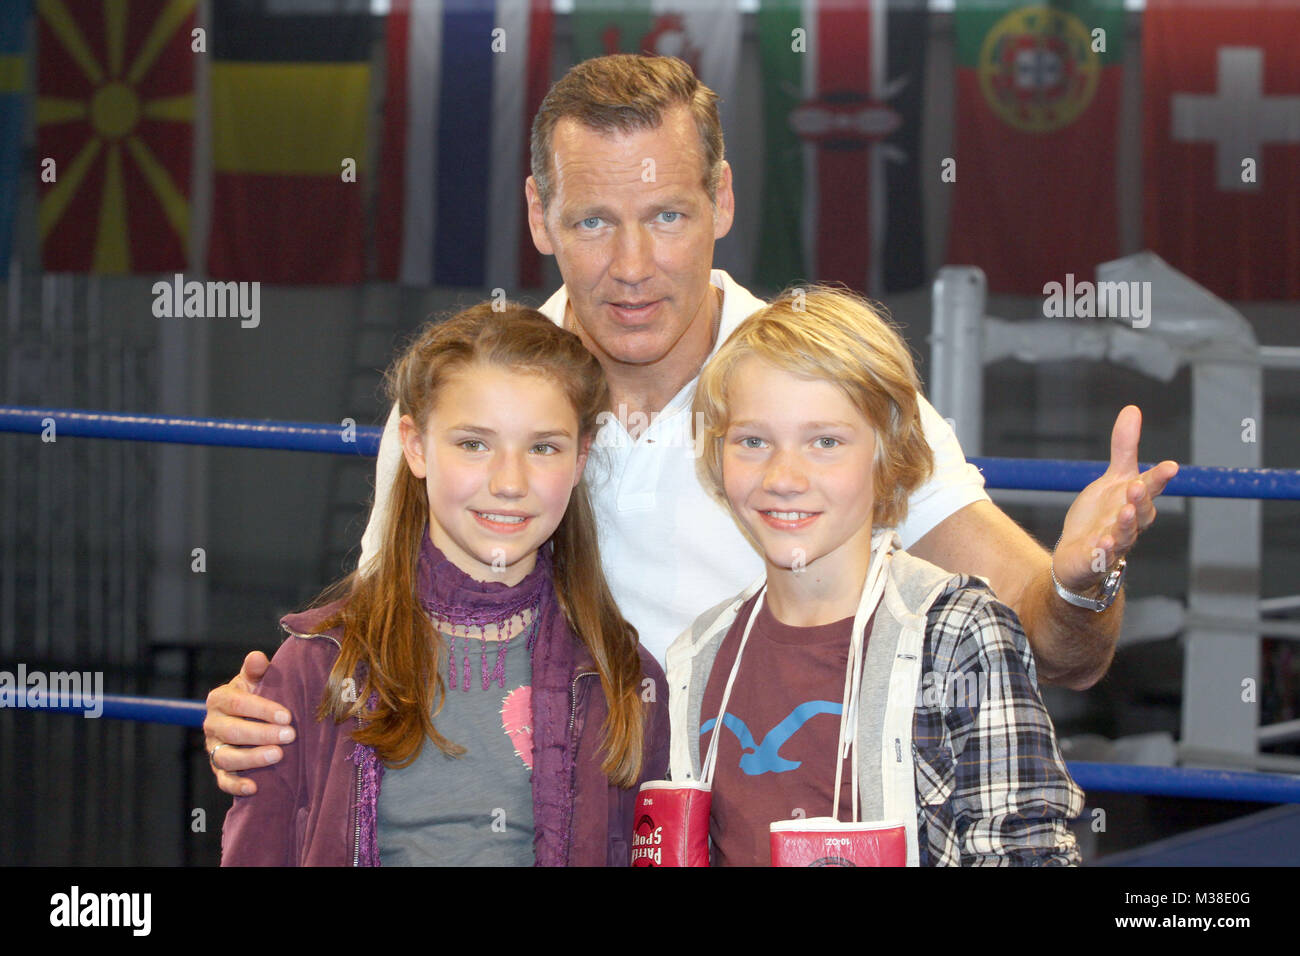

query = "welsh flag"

[
  {"left": 947, "top": 0, "right": 1124, "bottom": 295},
  {"left": 1142, "top": 0, "right": 1300, "bottom": 300},
  {"left": 570, "top": 0, "right": 741, "bottom": 130},
  {"left": 755, "top": 0, "right": 928, "bottom": 294},
  {"left": 36, "top": 0, "right": 196, "bottom": 274},
  {"left": 570, "top": 0, "right": 746, "bottom": 277}
]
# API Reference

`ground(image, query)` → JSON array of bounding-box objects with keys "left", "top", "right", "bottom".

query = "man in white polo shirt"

[
  {"left": 205, "top": 54, "right": 1176, "bottom": 795},
  {"left": 356, "top": 270, "right": 987, "bottom": 668}
]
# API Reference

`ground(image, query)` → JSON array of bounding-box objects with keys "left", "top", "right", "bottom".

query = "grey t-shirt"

[{"left": 377, "top": 632, "right": 535, "bottom": 865}]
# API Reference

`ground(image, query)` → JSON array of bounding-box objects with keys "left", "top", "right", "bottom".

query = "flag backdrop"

[
  {"left": 0, "top": 1, "right": 29, "bottom": 275},
  {"left": 36, "top": 0, "right": 195, "bottom": 274},
  {"left": 570, "top": 0, "right": 741, "bottom": 134},
  {"left": 571, "top": 0, "right": 745, "bottom": 279},
  {"left": 208, "top": 6, "right": 369, "bottom": 284},
  {"left": 376, "top": 0, "right": 554, "bottom": 289},
  {"left": 1142, "top": 0, "right": 1300, "bottom": 300},
  {"left": 755, "top": 0, "right": 928, "bottom": 293},
  {"left": 947, "top": 0, "right": 1124, "bottom": 295}
]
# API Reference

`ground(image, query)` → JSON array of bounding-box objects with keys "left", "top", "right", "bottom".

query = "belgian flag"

[{"left": 208, "top": 6, "right": 371, "bottom": 284}]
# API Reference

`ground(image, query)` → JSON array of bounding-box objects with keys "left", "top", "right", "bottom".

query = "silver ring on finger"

[{"left": 208, "top": 743, "right": 230, "bottom": 768}]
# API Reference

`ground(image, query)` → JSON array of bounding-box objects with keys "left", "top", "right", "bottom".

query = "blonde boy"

[{"left": 666, "top": 286, "right": 1083, "bottom": 866}]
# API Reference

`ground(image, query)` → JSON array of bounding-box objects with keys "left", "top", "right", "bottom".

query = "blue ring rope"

[
  {"left": 3, "top": 406, "right": 1299, "bottom": 499},
  {"left": 2, "top": 694, "right": 1297, "bottom": 804},
  {"left": 970, "top": 457, "right": 1300, "bottom": 501},
  {"left": 0, "top": 406, "right": 382, "bottom": 455},
  {"left": 2, "top": 692, "right": 205, "bottom": 726},
  {"left": 1067, "top": 761, "right": 1300, "bottom": 805}
]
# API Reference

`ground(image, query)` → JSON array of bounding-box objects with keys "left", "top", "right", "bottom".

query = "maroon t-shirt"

[{"left": 700, "top": 593, "right": 870, "bottom": 866}]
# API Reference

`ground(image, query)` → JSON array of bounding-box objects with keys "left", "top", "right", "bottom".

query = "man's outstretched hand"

[
  {"left": 1053, "top": 405, "right": 1179, "bottom": 592},
  {"left": 204, "top": 651, "right": 296, "bottom": 796}
]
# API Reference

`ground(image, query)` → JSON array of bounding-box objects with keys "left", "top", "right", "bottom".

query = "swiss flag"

[{"left": 1143, "top": 1, "right": 1300, "bottom": 300}]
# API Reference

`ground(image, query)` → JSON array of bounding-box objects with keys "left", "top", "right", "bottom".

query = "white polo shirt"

[{"left": 360, "top": 270, "right": 989, "bottom": 665}]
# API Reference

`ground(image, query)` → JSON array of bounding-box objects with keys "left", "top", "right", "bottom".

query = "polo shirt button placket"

[{"left": 616, "top": 416, "right": 670, "bottom": 513}]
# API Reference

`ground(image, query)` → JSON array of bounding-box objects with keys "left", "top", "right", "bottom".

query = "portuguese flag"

[
  {"left": 36, "top": 0, "right": 196, "bottom": 274},
  {"left": 756, "top": 0, "right": 928, "bottom": 294},
  {"left": 207, "top": 6, "right": 371, "bottom": 284},
  {"left": 947, "top": 0, "right": 1124, "bottom": 295}
]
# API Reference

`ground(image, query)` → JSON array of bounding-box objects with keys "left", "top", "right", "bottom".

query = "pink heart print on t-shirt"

[{"left": 501, "top": 685, "right": 533, "bottom": 769}]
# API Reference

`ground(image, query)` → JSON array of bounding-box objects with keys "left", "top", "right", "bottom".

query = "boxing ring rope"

[
  {"left": 0, "top": 406, "right": 383, "bottom": 455},
  {"left": 5, "top": 689, "right": 1299, "bottom": 805},
  {"left": 6, "top": 689, "right": 1300, "bottom": 806},
  {"left": 6, "top": 405, "right": 1300, "bottom": 500},
  {"left": 4, "top": 403, "right": 1300, "bottom": 809},
  {"left": 5, "top": 690, "right": 206, "bottom": 726}
]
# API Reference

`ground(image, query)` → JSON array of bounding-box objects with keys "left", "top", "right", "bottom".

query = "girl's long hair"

[{"left": 309, "top": 302, "right": 645, "bottom": 786}]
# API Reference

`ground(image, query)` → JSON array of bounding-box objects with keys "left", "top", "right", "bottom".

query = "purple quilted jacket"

[{"left": 221, "top": 595, "right": 668, "bottom": 866}]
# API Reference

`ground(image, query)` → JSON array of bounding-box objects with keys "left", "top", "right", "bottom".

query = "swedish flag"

[{"left": 0, "top": 1, "right": 29, "bottom": 275}]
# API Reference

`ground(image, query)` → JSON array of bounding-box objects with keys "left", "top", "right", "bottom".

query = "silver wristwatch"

[{"left": 1051, "top": 542, "right": 1126, "bottom": 612}]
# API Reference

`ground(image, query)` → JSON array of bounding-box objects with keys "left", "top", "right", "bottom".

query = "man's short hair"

[
  {"left": 693, "top": 286, "right": 935, "bottom": 530},
  {"left": 530, "top": 54, "right": 725, "bottom": 211}
]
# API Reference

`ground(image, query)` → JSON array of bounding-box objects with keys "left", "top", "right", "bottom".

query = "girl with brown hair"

[{"left": 222, "top": 302, "right": 667, "bottom": 866}]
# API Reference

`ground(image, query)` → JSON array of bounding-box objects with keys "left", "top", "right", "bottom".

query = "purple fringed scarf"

[{"left": 413, "top": 531, "right": 578, "bottom": 867}]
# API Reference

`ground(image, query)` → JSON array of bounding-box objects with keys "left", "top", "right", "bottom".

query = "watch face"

[
  {"left": 1052, "top": 556, "right": 1124, "bottom": 610},
  {"left": 1099, "top": 559, "right": 1126, "bottom": 604}
]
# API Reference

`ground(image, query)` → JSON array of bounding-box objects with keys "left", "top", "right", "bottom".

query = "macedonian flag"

[{"left": 36, "top": 0, "right": 196, "bottom": 274}]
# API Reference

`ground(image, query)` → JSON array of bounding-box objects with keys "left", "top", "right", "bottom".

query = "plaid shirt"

[{"left": 912, "top": 578, "right": 1083, "bottom": 865}]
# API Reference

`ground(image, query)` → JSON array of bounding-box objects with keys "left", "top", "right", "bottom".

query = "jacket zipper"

[
  {"left": 566, "top": 670, "right": 598, "bottom": 864},
  {"left": 353, "top": 714, "right": 363, "bottom": 867},
  {"left": 353, "top": 764, "right": 362, "bottom": 866},
  {"left": 569, "top": 670, "right": 597, "bottom": 735}
]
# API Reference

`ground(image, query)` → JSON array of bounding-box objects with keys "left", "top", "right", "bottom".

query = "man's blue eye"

[
  {"left": 580, "top": 217, "right": 601, "bottom": 229},
  {"left": 659, "top": 211, "right": 680, "bottom": 223}
]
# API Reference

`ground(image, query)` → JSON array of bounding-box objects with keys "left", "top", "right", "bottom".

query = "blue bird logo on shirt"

[{"left": 701, "top": 701, "right": 842, "bottom": 774}]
